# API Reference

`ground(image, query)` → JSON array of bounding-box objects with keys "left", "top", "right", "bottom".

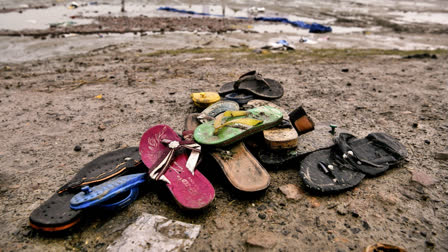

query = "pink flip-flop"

[{"left": 139, "top": 125, "right": 215, "bottom": 209}]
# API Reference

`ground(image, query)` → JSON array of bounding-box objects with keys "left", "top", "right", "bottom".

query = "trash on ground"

[
  {"left": 262, "top": 39, "right": 295, "bottom": 50},
  {"left": 107, "top": 213, "right": 201, "bottom": 252},
  {"left": 158, "top": 6, "right": 332, "bottom": 33},
  {"left": 247, "top": 7, "right": 265, "bottom": 16},
  {"left": 68, "top": 2, "right": 79, "bottom": 9},
  {"left": 403, "top": 53, "right": 437, "bottom": 59},
  {"left": 300, "top": 37, "right": 317, "bottom": 44},
  {"left": 49, "top": 21, "right": 77, "bottom": 28}
]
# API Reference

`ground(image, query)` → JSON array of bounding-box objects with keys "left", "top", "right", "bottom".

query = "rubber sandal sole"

[{"left": 29, "top": 147, "right": 144, "bottom": 231}]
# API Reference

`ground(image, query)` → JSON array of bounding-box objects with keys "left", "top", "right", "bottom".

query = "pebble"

[
  {"left": 258, "top": 213, "right": 266, "bottom": 220},
  {"left": 246, "top": 231, "right": 278, "bottom": 248},
  {"left": 98, "top": 124, "right": 106, "bottom": 131},
  {"left": 411, "top": 170, "right": 437, "bottom": 187},
  {"left": 281, "top": 230, "right": 290, "bottom": 236},
  {"left": 257, "top": 205, "right": 267, "bottom": 211},
  {"left": 350, "top": 228, "right": 361, "bottom": 234},
  {"left": 99, "top": 138, "right": 105, "bottom": 142},
  {"left": 74, "top": 145, "right": 81, "bottom": 152},
  {"left": 342, "top": 68, "right": 349, "bottom": 72},
  {"left": 336, "top": 205, "right": 347, "bottom": 215},
  {"left": 279, "top": 184, "right": 303, "bottom": 200},
  {"left": 309, "top": 197, "right": 320, "bottom": 208},
  {"left": 424, "top": 140, "right": 430, "bottom": 144},
  {"left": 362, "top": 220, "right": 370, "bottom": 230}
]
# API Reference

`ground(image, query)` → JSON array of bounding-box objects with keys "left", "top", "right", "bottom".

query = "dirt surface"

[
  {"left": 0, "top": 42, "right": 447, "bottom": 251},
  {"left": 0, "top": 16, "right": 254, "bottom": 37}
]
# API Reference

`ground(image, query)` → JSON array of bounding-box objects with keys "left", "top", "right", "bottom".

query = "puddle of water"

[
  {"left": 0, "top": 6, "right": 93, "bottom": 30},
  {"left": 389, "top": 11, "right": 448, "bottom": 25},
  {"left": 0, "top": 2, "right": 335, "bottom": 31}
]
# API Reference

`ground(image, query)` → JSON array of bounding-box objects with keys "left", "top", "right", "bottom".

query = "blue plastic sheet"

[{"left": 158, "top": 7, "right": 332, "bottom": 33}]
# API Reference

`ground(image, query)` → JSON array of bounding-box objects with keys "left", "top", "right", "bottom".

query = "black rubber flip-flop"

[
  {"left": 334, "top": 132, "right": 407, "bottom": 176},
  {"left": 299, "top": 132, "right": 407, "bottom": 193},
  {"left": 29, "top": 147, "right": 146, "bottom": 232},
  {"left": 300, "top": 147, "right": 366, "bottom": 193},
  {"left": 218, "top": 71, "right": 284, "bottom": 99}
]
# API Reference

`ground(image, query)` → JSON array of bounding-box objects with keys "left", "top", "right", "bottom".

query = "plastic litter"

[
  {"left": 262, "top": 40, "right": 295, "bottom": 50},
  {"left": 68, "top": 2, "right": 79, "bottom": 9},
  {"left": 158, "top": 7, "right": 332, "bottom": 33},
  {"left": 107, "top": 213, "right": 201, "bottom": 252},
  {"left": 247, "top": 7, "right": 265, "bottom": 15}
]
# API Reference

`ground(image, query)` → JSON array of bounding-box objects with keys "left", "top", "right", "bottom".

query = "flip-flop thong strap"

[
  {"left": 213, "top": 110, "right": 263, "bottom": 135},
  {"left": 233, "top": 70, "right": 272, "bottom": 91},
  {"left": 149, "top": 139, "right": 201, "bottom": 184}
]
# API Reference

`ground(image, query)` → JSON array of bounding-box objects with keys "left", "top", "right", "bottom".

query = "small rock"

[
  {"left": 257, "top": 205, "right": 267, "bottom": 211},
  {"left": 350, "top": 228, "right": 361, "bottom": 234},
  {"left": 309, "top": 197, "right": 320, "bottom": 208},
  {"left": 258, "top": 213, "right": 266, "bottom": 220},
  {"left": 98, "top": 124, "right": 106, "bottom": 131},
  {"left": 424, "top": 140, "right": 430, "bottom": 144},
  {"left": 315, "top": 217, "right": 320, "bottom": 227},
  {"left": 99, "top": 138, "right": 105, "bottom": 142},
  {"left": 74, "top": 145, "right": 81, "bottom": 152},
  {"left": 246, "top": 231, "right": 278, "bottom": 249},
  {"left": 346, "top": 82, "right": 352, "bottom": 86},
  {"left": 412, "top": 123, "right": 418, "bottom": 128},
  {"left": 425, "top": 239, "right": 435, "bottom": 247},
  {"left": 377, "top": 192, "right": 398, "bottom": 205},
  {"left": 350, "top": 211, "right": 359, "bottom": 218},
  {"left": 213, "top": 219, "right": 226, "bottom": 230},
  {"left": 336, "top": 205, "right": 347, "bottom": 215},
  {"left": 279, "top": 184, "right": 303, "bottom": 200},
  {"left": 411, "top": 170, "right": 437, "bottom": 187},
  {"left": 434, "top": 152, "right": 448, "bottom": 161},
  {"left": 88, "top": 152, "right": 94, "bottom": 157},
  {"left": 281, "top": 230, "right": 290, "bottom": 236},
  {"left": 362, "top": 221, "right": 370, "bottom": 230},
  {"left": 341, "top": 68, "right": 349, "bottom": 72}
]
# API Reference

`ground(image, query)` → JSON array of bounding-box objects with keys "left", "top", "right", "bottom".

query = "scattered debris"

[
  {"left": 262, "top": 40, "right": 295, "bottom": 50},
  {"left": 247, "top": 7, "right": 265, "bottom": 16},
  {"left": 299, "top": 37, "right": 317, "bottom": 44},
  {"left": 107, "top": 213, "right": 201, "bottom": 252},
  {"left": 68, "top": 2, "right": 79, "bottom": 9},
  {"left": 403, "top": 53, "right": 437, "bottom": 59}
]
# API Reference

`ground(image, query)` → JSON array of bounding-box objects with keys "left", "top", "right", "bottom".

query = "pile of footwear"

[{"left": 29, "top": 71, "right": 407, "bottom": 232}]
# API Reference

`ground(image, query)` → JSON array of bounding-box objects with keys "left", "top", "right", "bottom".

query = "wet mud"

[
  {"left": 0, "top": 45, "right": 447, "bottom": 251},
  {"left": 0, "top": 1, "right": 448, "bottom": 251}
]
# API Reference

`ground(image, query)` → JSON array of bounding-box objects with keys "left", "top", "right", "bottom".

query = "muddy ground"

[
  {"left": 0, "top": 43, "right": 447, "bottom": 251},
  {"left": 0, "top": 2, "right": 448, "bottom": 250}
]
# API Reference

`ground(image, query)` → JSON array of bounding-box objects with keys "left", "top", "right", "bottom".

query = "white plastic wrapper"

[{"left": 107, "top": 213, "right": 201, "bottom": 252}]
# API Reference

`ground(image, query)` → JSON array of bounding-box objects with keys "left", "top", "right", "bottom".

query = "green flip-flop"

[{"left": 193, "top": 105, "right": 283, "bottom": 147}]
